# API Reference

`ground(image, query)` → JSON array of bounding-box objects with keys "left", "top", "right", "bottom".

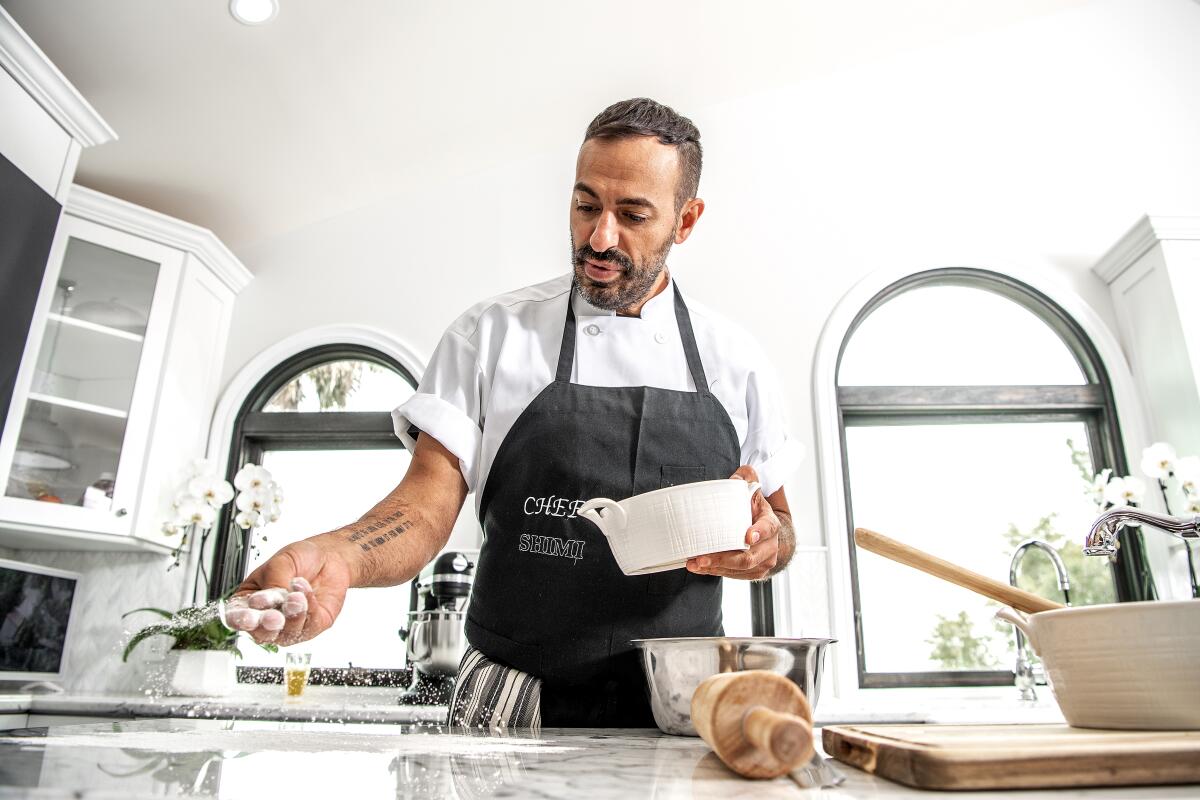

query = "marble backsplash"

[{"left": 2, "top": 546, "right": 186, "bottom": 693}]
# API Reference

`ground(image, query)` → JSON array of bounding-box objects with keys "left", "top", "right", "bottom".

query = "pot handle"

[
  {"left": 577, "top": 498, "right": 626, "bottom": 537},
  {"left": 995, "top": 607, "right": 1037, "bottom": 653}
]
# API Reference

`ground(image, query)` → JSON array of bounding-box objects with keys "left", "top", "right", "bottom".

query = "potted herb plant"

[{"left": 122, "top": 605, "right": 277, "bottom": 696}]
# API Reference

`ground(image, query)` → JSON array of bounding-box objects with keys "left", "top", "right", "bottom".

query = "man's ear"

[{"left": 674, "top": 198, "right": 705, "bottom": 244}]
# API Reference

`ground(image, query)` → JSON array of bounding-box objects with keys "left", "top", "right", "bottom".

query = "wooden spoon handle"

[
  {"left": 742, "top": 706, "right": 814, "bottom": 769},
  {"left": 854, "top": 528, "right": 1063, "bottom": 614}
]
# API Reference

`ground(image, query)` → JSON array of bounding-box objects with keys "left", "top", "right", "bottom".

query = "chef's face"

[{"left": 570, "top": 136, "right": 690, "bottom": 314}]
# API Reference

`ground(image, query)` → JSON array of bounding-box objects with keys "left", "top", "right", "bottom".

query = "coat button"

[
  {"left": 654, "top": 332, "right": 667, "bottom": 344},
  {"left": 585, "top": 324, "right": 601, "bottom": 336}
]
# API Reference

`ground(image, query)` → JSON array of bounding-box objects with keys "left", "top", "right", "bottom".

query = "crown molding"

[
  {"left": 0, "top": 7, "right": 116, "bottom": 147},
  {"left": 67, "top": 185, "right": 253, "bottom": 293},
  {"left": 1093, "top": 215, "right": 1200, "bottom": 284}
]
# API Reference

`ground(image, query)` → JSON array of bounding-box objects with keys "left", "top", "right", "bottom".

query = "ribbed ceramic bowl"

[
  {"left": 577, "top": 480, "right": 758, "bottom": 575},
  {"left": 996, "top": 600, "right": 1200, "bottom": 729},
  {"left": 633, "top": 636, "right": 835, "bottom": 736}
]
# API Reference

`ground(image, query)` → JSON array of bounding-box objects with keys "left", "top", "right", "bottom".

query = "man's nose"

[{"left": 589, "top": 211, "right": 620, "bottom": 253}]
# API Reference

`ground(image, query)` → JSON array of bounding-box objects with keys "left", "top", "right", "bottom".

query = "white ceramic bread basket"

[
  {"left": 577, "top": 479, "right": 758, "bottom": 575},
  {"left": 996, "top": 600, "right": 1200, "bottom": 730}
]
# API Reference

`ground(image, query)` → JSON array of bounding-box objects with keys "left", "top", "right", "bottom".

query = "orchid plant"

[
  {"left": 163, "top": 458, "right": 234, "bottom": 571},
  {"left": 231, "top": 463, "right": 284, "bottom": 560},
  {"left": 1138, "top": 442, "right": 1199, "bottom": 597},
  {"left": 161, "top": 460, "right": 284, "bottom": 598}
]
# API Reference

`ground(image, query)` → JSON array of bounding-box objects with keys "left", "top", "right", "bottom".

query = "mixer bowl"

[
  {"left": 634, "top": 636, "right": 835, "bottom": 736},
  {"left": 401, "top": 610, "right": 468, "bottom": 677}
]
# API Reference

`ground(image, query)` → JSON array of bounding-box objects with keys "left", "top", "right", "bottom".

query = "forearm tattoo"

[{"left": 344, "top": 509, "right": 414, "bottom": 552}]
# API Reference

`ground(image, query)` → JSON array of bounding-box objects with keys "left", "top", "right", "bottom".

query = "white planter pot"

[{"left": 167, "top": 650, "right": 235, "bottom": 697}]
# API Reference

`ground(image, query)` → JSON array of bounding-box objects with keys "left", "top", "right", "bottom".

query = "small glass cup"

[{"left": 284, "top": 652, "right": 312, "bottom": 699}]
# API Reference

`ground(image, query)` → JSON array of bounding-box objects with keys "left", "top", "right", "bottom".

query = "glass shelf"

[{"left": 5, "top": 235, "right": 158, "bottom": 511}]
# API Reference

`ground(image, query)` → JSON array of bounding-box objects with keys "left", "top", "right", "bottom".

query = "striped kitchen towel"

[{"left": 447, "top": 645, "right": 541, "bottom": 730}]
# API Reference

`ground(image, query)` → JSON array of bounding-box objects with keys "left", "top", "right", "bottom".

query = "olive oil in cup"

[{"left": 284, "top": 652, "right": 312, "bottom": 699}]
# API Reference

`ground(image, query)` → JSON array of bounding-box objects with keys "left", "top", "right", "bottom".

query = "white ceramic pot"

[
  {"left": 578, "top": 479, "right": 759, "bottom": 575},
  {"left": 996, "top": 600, "right": 1200, "bottom": 730},
  {"left": 167, "top": 649, "right": 236, "bottom": 697}
]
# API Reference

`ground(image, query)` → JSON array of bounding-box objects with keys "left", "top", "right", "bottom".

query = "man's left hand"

[{"left": 685, "top": 465, "right": 781, "bottom": 580}]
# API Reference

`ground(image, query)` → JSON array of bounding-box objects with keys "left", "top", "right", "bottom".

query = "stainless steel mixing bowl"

[{"left": 633, "top": 636, "right": 836, "bottom": 736}]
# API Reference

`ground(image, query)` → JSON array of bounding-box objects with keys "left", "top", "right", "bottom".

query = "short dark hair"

[{"left": 583, "top": 98, "right": 702, "bottom": 211}]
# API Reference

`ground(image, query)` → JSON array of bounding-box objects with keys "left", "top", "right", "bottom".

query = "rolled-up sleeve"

[
  {"left": 741, "top": 362, "right": 804, "bottom": 498},
  {"left": 392, "top": 328, "right": 486, "bottom": 491}
]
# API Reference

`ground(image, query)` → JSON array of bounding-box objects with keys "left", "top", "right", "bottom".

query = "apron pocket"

[{"left": 660, "top": 465, "right": 705, "bottom": 487}]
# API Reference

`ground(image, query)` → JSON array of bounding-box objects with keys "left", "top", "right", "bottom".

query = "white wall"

[{"left": 217, "top": 0, "right": 1200, "bottom": 638}]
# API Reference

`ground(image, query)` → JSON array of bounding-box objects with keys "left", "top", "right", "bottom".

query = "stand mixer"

[{"left": 397, "top": 550, "right": 475, "bottom": 705}]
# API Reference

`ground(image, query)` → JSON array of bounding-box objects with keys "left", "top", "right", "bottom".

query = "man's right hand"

[{"left": 225, "top": 537, "right": 352, "bottom": 646}]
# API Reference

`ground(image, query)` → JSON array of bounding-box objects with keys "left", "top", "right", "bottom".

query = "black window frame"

[
  {"left": 837, "top": 268, "right": 1156, "bottom": 689},
  {"left": 208, "top": 344, "right": 418, "bottom": 686}
]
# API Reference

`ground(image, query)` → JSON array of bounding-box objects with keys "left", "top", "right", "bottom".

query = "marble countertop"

[
  {"left": 0, "top": 687, "right": 447, "bottom": 724},
  {"left": 0, "top": 718, "right": 1196, "bottom": 799},
  {"left": 0, "top": 684, "right": 1071, "bottom": 726}
]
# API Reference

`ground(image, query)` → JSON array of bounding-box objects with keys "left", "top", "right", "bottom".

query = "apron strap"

[
  {"left": 556, "top": 288, "right": 579, "bottom": 383},
  {"left": 557, "top": 280, "right": 710, "bottom": 392}
]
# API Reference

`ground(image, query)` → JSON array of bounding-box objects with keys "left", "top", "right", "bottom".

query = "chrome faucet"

[
  {"left": 1084, "top": 507, "right": 1200, "bottom": 555},
  {"left": 1008, "top": 539, "right": 1071, "bottom": 701},
  {"left": 1085, "top": 507, "right": 1200, "bottom": 597}
]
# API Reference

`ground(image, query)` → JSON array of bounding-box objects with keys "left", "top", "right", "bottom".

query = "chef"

[{"left": 228, "top": 97, "right": 803, "bottom": 728}]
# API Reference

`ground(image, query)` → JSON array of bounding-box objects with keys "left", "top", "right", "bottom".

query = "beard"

[{"left": 571, "top": 231, "right": 674, "bottom": 312}]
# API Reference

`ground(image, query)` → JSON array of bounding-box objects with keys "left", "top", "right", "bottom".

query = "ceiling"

[{"left": 3, "top": 0, "right": 1088, "bottom": 255}]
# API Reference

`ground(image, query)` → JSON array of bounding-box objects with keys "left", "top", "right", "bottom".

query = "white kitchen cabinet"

[
  {"left": 1093, "top": 216, "right": 1200, "bottom": 459},
  {"left": 0, "top": 7, "right": 115, "bottom": 204},
  {"left": 0, "top": 187, "right": 252, "bottom": 553},
  {"left": 1093, "top": 215, "right": 1200, "bottom": 599}
]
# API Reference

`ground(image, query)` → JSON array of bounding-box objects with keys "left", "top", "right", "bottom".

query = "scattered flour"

[{"left": 3, "top": 729, "right": 582, "bottom": 757}]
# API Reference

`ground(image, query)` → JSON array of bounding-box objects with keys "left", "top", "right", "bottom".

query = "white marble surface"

[
  {"left": 0, "top": 718, "right": 1196, "bottom": 799},
  {"left": 0, "top": 683, "right": 1072, "bottom": 728},
  {"left": 0, "top": 686, "right": 445, "bottom": 724}
]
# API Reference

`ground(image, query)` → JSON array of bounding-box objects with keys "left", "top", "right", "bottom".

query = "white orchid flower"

[
  {"left": 266, "top": 501, "right": 282, "bottom": 523},
  {"left": 236, "top": 486, "right": 273, "bottom": 513},
  {"left": 1186, "top": 497, "right": 1200, "bottom": 515},
  {"left": 234, "top": 463, "right": 272, "bottom": 492},
  {"left": 162, "top": 520, "right": 180, "bottom": 537},
  {"left": 188, "top": 475, "right": 235, "bottom": 509},
  {"left": 1104, "top": 475, "right": 1146, "bottom": 507},
  {"left": 176, "top": 498, "right": 217, "bottom": 529},
  {"left": 235, "top": 509, "right": 262, "bottom": 530},
  {"left": 1140, "top": 442, "right": 1177, "bottom": 479},
  {"left": 1087, "top": 468, "right": 1113, "bottom": 507},
  {"left": 1176, "top": 455, "right": 1200, "bottom": 497}
]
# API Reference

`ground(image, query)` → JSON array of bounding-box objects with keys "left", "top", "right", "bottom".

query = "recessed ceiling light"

[{"left": 230, "top": 0, "right": 278, "bottom": 26}]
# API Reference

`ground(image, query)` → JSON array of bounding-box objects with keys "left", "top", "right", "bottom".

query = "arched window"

[
  {"left": 210, "top": 344, "right": 418, "bottom": 682},
  {"left": 836, "top": 269, "right": 1154, "bottom": 689}
]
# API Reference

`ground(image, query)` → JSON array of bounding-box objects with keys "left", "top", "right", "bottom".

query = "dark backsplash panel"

[{"left": 0, "top": 153, "right": 62, "bottom": 438}]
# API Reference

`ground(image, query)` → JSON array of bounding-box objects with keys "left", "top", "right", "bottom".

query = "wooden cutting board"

[{"left": 822, "top": 724, "right": 1200, "bottom": 790}]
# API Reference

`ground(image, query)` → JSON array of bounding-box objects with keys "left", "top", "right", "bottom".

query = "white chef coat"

[{"left": 392, "top": 272, "right": 802, "bottom": 513}]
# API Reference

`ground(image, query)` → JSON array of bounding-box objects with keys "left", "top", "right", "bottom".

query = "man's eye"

[
  {"left": 576, "top": 204, "right": 596, "bottom": 214},
  {"left": 625, "top": 213, "right": 647, "bottom": 223}
]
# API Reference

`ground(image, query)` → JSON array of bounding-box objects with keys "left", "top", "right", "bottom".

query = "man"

[{"left": 228, "top": 98, "right": 802, "bottom": 727}]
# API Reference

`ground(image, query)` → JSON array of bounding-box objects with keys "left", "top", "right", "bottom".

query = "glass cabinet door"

[{"left": 2, "top": 217, "right": 180, "bottom": 531}]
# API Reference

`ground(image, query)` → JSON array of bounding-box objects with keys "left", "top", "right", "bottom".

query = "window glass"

[
  {"left": 846, "top": 421, "right": 1115, "bottom": 674},
  {"left": 838, "top": 286, "right": 1086, "bottom": 386},
  {"left": 237, "top": 448, "right": 413, "bottom": 669},
  {"left": 262, "top": 359, "right": 414, "bottom": 412}
]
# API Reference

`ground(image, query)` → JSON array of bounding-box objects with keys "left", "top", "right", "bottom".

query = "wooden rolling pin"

[
  {"left": 854, "top": 528, "right": 1064, "bottom": 614},
  {"left": 691, "top": 670, "right": 815, "bottom": 779}
]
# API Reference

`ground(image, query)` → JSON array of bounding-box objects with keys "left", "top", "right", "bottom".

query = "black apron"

[{"left": 465, "top": 281, "right": 742, "bottom": 726}]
